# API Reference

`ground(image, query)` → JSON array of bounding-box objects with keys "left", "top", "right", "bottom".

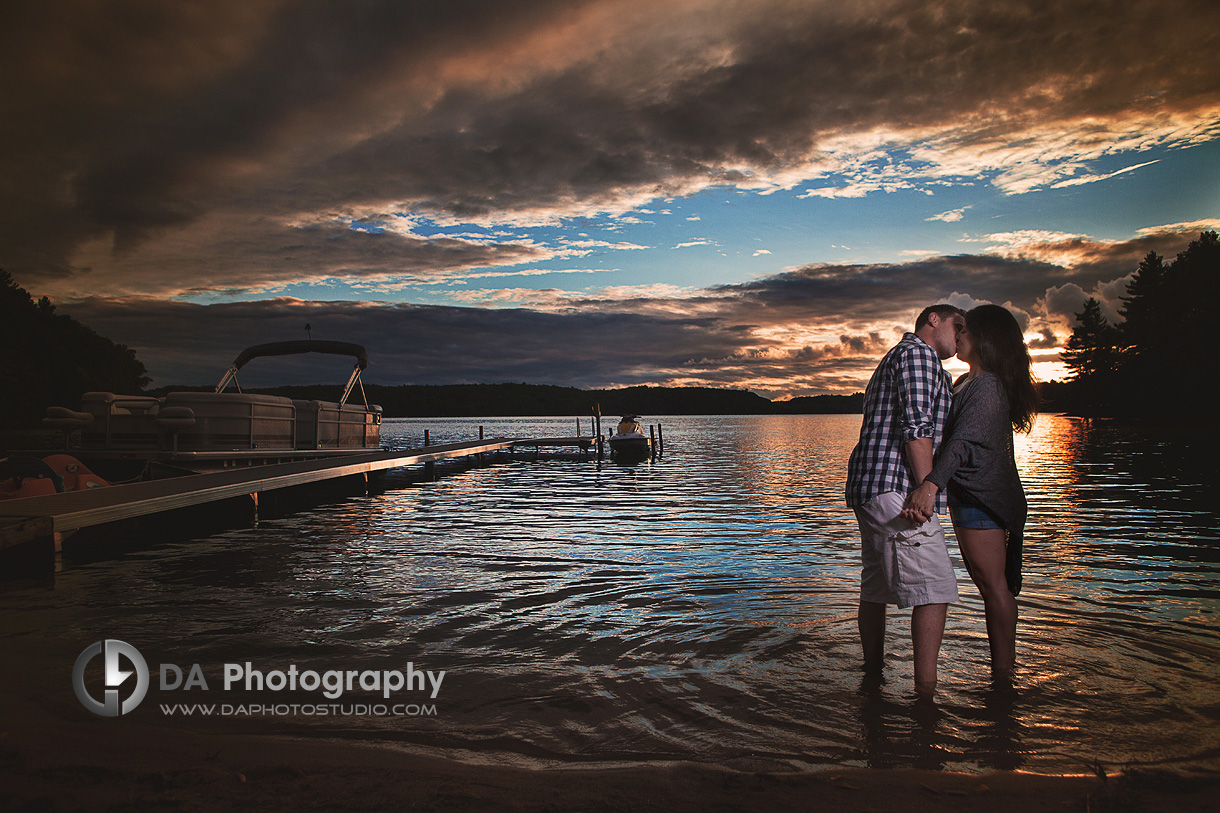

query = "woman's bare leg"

[{"left": 956, "top": 526, "right": 1017, "bottom": 679}]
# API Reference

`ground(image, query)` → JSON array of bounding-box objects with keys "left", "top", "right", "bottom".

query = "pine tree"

[
  {"left": 1162, "top": 230, "right": 1220, "bottom": 391},
  {"left": 1118, "top": 251, "right": 1166, "bottom": 355},
  {"left": 1063, "top": 298, "right": 1119, "bottom": 380},
  {"left": 1062, "top": 298, "right": 1120, "bottom": 415}
]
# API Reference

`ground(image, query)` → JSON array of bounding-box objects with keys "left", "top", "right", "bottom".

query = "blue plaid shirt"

[{"left": 846, "top": 333, "right": 952, "bottom": 511}]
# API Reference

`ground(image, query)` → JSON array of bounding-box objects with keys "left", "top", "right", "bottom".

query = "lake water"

[{"left": 3, "top": 414, "right": 1218, "bottom": 774}]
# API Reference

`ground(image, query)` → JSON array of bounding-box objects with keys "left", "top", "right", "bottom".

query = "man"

[{"left": 846, "top": 304, "right": 964, "bottom": 695}]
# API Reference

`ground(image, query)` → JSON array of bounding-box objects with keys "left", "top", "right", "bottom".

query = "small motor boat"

[{"left": 607, "top": 414, "right": 651, "bottom": 460}]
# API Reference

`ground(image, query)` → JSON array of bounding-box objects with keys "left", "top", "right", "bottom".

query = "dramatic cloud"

[
  {"left": 4, "top": 1, "right": 1217, "bottom": 399},
  {"left": 4, "top": 0, "right": 1219, "bottom": 292},
  {"left": 58, "top": 225, "right": 1209, "bottom": 396}
]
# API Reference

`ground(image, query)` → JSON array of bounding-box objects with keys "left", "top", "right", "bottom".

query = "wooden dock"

[{"left": 1, "top": 436, "right": 595, "bottom": 552}]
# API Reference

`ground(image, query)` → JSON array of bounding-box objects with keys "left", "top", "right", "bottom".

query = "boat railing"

[
  {"left": 73, "top": 392, "right": 380, "bottom": 453},
  {"left": 163, "top": 392, "right": 297, "bottom": 451},
  {"left": 80, "top": 392, "right": 163, "bottom": 450}
]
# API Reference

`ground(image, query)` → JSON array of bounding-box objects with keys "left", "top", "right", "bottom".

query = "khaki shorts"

[{"left": 855, "top": 491, "right": 958, "bottom": 609}]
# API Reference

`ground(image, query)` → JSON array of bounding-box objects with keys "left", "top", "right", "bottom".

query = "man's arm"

[
  {"left": 897, "top": 344, "right": 942, "bottom": 522},
  {"left": 895, "top": 345, "right": 940, "bottom": 461},
  {"left": 904, "top": 437, "right": 934, "bottom": 484},
  {"left": 903, "top": 436, "right": 938, "bottom": 521}
]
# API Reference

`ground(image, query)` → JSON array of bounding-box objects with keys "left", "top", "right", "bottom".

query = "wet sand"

[{"left": 4, "top": 674, "right": 1217, "bottom": 813}]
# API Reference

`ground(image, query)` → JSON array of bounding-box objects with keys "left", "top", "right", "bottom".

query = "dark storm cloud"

[
  {"left": 3, "top": 0, "right": 1218, "bottom": 288},
  {"left": 62, "top": 297, "right": 754, "bottom": 389},
  {"left": 712, "top": 255, "right": 1068, "bottom": 322},
  {"left": 263, "top": 0, "right": 1220, "bottom": 220},
  {"left": 1, "top": 0, "right": 593, "bottom": 281},
  {"left": 61, "top": 216, "right": 552, "bottom": 296}
]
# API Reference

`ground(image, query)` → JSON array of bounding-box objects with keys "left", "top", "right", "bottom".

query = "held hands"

[{"left": 901, "top": 480, "right": 939, "bottom": 525}]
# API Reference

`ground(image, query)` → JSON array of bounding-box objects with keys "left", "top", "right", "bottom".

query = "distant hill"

[
  {"left": 150, "top": 381, "right": 867, "bottom": 417},
  {"left": 773, "top": 393, "right": 865, "bottom": 414}
]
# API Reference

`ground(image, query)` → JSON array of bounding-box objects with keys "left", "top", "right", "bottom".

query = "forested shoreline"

[
  {"left": 146, "top": 381, "right": 865, "bottom": 418},
  {"left": 1059, "top": 230, "right": 1218, "bottom": 420}
]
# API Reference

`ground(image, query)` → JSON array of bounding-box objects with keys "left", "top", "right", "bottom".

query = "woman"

[{"left": 903, "top": 304, "right": 1038, "bottom": 681}]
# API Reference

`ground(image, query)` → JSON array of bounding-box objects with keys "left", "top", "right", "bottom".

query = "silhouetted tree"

[
  {"left": 1159, "top": 230, "right": 1220, "bottom": 406},
  {"left": 1114, "top": 251, "right": 1169, "bottom": 416},
  {"left": 1061, "top": 230, "right": 1219, "bottom": 420},
  {"left": 1119, "top": 251, "right": 1167, "bottom": 353},
  {"left": 1062, "top": 298, "right": 1120, "bottom": 414},
  {"left": 1064, "top": 299, "right": 1119, "bottom": 379},
  {"left": 1, "top": 270, "right": 149, "bottom": 428}
]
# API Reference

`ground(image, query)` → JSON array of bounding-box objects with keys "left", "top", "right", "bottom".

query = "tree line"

[
  {"left": 152, "top": 381, "right": 865, "bottom": 418},
  {"left": 1060, "top": 230, "right": 1218, "bottom": 419},
  {"left": 1, "top": 270, "right": 149, "bottom": 427}
]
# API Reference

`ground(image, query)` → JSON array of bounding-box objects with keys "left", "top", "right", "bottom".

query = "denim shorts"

[{"left": 949, "top": 503, "right": 1004, "bottom": 530}]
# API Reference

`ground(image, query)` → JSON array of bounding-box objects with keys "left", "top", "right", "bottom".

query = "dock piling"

[
  {"left": 594, "top": 405, "right": 604, "bottom": 461},
  {"left": 423, "top": 429, "right": 435, "bottom": 476}
]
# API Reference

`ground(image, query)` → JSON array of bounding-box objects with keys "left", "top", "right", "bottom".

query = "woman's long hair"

[{"left": 967, "top": 304, "right": 1038, "bottom": 433}]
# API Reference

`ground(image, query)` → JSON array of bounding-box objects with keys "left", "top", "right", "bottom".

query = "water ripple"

[{"left": 2, "top": 415, "right": 1217, "bottom": 772}]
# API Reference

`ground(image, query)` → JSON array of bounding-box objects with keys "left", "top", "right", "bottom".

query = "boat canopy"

[
  {"left": 215, "top": 341, "right": 370, "bottom": 407},
  {"left": 230, "top": 341, "right": 368, "bottom": 371}
]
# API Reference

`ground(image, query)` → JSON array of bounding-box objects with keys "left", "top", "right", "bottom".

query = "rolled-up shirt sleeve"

[{"left": 895, "top": 347, "right": 939, "bottom": 442}]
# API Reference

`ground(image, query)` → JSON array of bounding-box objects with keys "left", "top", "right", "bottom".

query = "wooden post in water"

[
  {"left": 595, "top": 404, "right": 604, "bottom": 460},
  {"left": 649, "top": 425, "right": 657, "bottom": 461},
  {"left": 423, "top": 429, "right": 435, "bottom": 479},
  {"left": 657, "top": 423, "right": 665, "bottom": 458}
]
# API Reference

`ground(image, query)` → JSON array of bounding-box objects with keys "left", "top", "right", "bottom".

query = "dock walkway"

[{"left": 1, "top": 437, "right": 594, "bottom": 551}]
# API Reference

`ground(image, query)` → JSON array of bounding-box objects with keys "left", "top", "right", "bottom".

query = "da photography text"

[{"left": 73, "top": 639, "right": 446, "bottom": 718}]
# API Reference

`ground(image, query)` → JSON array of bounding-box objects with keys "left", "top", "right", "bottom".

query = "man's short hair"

[{"left": 915, "top": 304, "right": 965, "bottom": 331}]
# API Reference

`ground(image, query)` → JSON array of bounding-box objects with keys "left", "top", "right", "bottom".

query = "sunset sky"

[{"left": 3, "top": 0, "right": 1219, "bottom": 396}]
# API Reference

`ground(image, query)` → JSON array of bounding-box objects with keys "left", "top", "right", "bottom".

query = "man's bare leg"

[
  {"left": 858, "top": 599, "right": 887, "bottom": 671},
  {"left": 911, "top": 602, "right": 948, "bottom": 696}
]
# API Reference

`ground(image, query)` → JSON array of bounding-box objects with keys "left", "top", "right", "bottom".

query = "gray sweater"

[{"left": 926, "top": 373, "right": 1026, "bottom": 595}]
